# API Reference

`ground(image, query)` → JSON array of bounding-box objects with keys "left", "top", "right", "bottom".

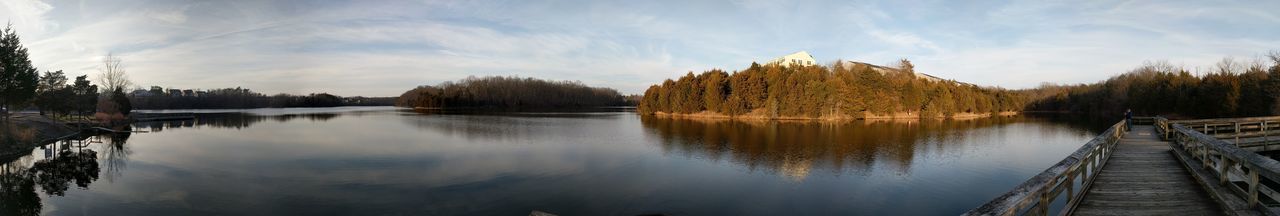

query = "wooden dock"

[
  {"left": 1073, "top": 125, "right": 1224, "bottom": 215},
  {"left": 965, "top": 116, "right": 1280, "bottom": 216}
]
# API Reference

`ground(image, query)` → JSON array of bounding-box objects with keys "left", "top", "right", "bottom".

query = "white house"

[{"left": 765, "top": 51, "right": 817, "bottom": 67}]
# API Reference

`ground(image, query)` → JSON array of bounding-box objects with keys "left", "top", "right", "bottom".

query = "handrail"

[
  {"left": 963, "top": 120, "right": 1128, "bottom": 216},
  {"left": 1160, "top": 116, "right": 1280, "bottom": 215},
  {"left": 1130, "top": 116, "right": 1156, "bottom": 125},
  {"left": 1171, "top": 116, "right": 1280, "bottom": 125}
]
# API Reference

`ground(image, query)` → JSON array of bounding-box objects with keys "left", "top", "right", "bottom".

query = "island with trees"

[
  {"left": 396, "top": 76, "right": 633, "bottom": 110},
  {"left": 637, "top": 50, "right": 1280, "bottom": 121},
  {"left": 637, "top": 60, "right": 1024, "bottom": 120}
]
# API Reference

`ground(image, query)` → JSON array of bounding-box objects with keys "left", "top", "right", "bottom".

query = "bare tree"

[
  {"left": 1215, "top": 57, "right": 1242, "bottom": 74},
  {"left": 98, "top": 53, "right": 131, "bottom": 94}
]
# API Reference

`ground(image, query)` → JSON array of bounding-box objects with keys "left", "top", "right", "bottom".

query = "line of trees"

[
  {"left": 637, "top": 60, "right": 1025, "bottom": 119},
  {"left": 2, "top": 23, "right": 133, "bottom": 122},
  {"left": 1024, "top": 52, "right": 1280, "bottom": 118},
  {"left": 129, "top": 87, "right": 392, "bottom": 109},
  {"left": 396, "top": 76, "right": 632, "bottom": 109},
  {"left": 32, "top": 71, "right": 99, "bottom": 119}
]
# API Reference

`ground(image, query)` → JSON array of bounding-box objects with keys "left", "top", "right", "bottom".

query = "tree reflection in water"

[
  {"left": 0, "top": 132, "right": 131, "bottom": 216},
  {"left": 132, "top": 112, "right": 340, "bottom": 131},
  {"left": 639, "top": 115, "right": 1096, "bottom": 181}
]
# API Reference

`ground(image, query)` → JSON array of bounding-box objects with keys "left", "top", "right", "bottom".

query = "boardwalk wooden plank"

[{"left": 1072, "top": 125, "right": 1227, "bottom": 216}]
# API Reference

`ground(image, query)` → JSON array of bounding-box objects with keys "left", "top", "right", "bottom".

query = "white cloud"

[
  {"left": 147, "top": 5, "right": 190, "bottom": 24},
  {"left": 6, "top": 0, "right": 1278, "bottom": 96},
  {"left": 0, "top": 0, "right": 57, "bottom": 37}
]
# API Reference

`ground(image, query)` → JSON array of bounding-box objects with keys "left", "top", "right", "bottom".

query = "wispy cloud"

[{"left": 1, "top": 0, "right": 1277, "bottom": 95}]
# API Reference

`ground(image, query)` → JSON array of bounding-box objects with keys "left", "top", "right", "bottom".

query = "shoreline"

[
  {"left": 650, "top": 110, "right": 1019, "bottom": 121},
  {"left": 0, "top": 114, "right": 82, "bottom": 160}
]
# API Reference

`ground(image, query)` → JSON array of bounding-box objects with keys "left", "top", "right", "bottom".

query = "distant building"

[
  {"left": 168, "top": 89, "right": 182, "bottom": 96},
  {"left": 130, "top": 89, "right": 154, "bottom": 97},
  {"left": 765, "top": 51, "right": 817, "bottom": 67},
  {"left": 841, "top": 60, "right": 955, "bottom": 84}
]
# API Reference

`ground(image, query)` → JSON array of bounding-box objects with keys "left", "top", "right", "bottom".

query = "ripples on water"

[{"left": 0, "top": 107, "right": 1111, "bottom": 215}]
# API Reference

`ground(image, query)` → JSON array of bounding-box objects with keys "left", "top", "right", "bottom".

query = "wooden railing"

[
  {"left": 1130, "top": 116, "right": 1156, "bottom": 125},
  {"left": 1171, "top": 116, "right": 1280, "bottom": 137},
  {"left": 963, "top": 120, "right": 1129, "bottom": 216},
  {"left": 1166, "top": 117, "right": 1280, "bottom": 152},
  {"left": 1159, "top": 117, "right": 1280, "bottom": 215}
]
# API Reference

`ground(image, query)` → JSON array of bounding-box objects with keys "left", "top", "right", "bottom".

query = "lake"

[{"left": 0, "top": 107, "right": 1111, "bottom": 215}]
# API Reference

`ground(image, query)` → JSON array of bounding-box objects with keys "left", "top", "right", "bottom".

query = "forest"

[
  {"left": 636, "top": 60, "right": 1025, "bottom": 119},
  {"left": 396, "top": 76, "right": 632, "bottom": 109},
  {"left": 129, "top": 87, "right": 396, "bottom": 110},
  {"left": 1023, "top": 52, "right": 1280, "bottom": 118}
]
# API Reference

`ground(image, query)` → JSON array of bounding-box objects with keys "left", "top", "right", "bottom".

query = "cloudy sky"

[{"left": 1, "top": 0, "right": 1277, "bottom": 96}]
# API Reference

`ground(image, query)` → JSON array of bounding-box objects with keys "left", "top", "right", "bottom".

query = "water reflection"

[
  {"left": 1, "top": 133, "right": 130, "bottom": 215},
  {"left": 640, "top": 115, "right": 1097, "bottom": 181},
  {"left": 0, "top": 108, "right": 1115, "bottom": 215},
  {"left": 132, "top": 113, "right": 340, "bottom": 131}
]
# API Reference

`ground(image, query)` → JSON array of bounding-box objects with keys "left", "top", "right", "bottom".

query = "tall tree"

[
  {"left": 71, "top": 75, "right": 98, "bottom": 117},
  {"left": 37, "top": 71, "right": 66, "bottom": 93},
  {"left": 701, "top": 70, "right": 727, "bottom": 113},
  {"left": 97, "top": 53, "right": 131, "bottom": 96},
  {"left": 0, "top": 23, "right": 39, "bottom": 111},
  {"left": 34, "top": 71, "right": 68, "bottom": 115}
]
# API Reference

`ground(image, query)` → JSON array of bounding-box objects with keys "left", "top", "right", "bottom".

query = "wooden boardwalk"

[{"left": 1073, "top": 125, "right": 1225, "bottom": 216}]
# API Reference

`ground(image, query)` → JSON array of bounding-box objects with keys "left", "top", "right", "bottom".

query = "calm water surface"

[{"left": 0, "top": 107, "right": 1108, "bottom": 215}]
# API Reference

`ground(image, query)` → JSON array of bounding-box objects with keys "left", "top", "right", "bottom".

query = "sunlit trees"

[
  {"left": 0, "top": 24, "right": 39, "bottom": 112},
  {"left": 637, "top": 60, "right": 1023, "bottom": 119},
  {"left": 1023, "top": 52, "right": 1280, "bottom": 118},
  {"left": 702, "top": 70, "right": 728, "bottom": 113}
]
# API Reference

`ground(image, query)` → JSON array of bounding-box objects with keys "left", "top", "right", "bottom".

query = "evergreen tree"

[
  {"left": 111, "top": 87, "right": 132, "bottom": 115},
  {"left": 0, "top": 24, "right": 39, "bottom": 111},
  {"left": 71, "top": 75, "right": 98, "bottom": 117},
  {"left": 34, "top": 71, "right": 67, "bottom": 115},
  {"left": 702, "top": 70, "right": 727, "bottom": 113}
]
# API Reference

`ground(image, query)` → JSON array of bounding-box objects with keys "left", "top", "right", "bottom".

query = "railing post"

[
  {"left": 1198, "top": 139, "right": 1208, "bottom": 169},
  {"left": 1038, "top": 188, "right": 1049, "bottom": 216},
  {"left": 1219, "top": 155, "right": 1231, "bottom": 186},
  {"left": 1235, "top": 122, "right": 1241, "bottom": 146},
  {"left": 1066, "top": 170, "right": 1076, "bottom": 204},
  {"left": 1249, "top": 166, "right": 1260, "bottom": 206}
]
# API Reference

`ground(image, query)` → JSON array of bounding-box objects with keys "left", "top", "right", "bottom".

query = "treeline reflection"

[
  {"left": 1, "top": 133, "right": 131, "bottom": 216},
  {"left": 640, "top": 115, "right": 1098, "bottom": 181},
  {"left": 131, "top": 112, "right": 341, "bottom": 131}
]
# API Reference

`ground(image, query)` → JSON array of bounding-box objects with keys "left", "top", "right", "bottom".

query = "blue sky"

[{"left": 2, "top": 0, "right": 1277, "bottom": 96}]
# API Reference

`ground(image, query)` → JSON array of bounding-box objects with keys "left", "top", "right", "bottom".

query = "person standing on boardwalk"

[{"left": 1125, "top": 109, "right": 1133, "bottom": 131}]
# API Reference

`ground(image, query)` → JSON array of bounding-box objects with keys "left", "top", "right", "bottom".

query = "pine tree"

[
  {"left": 0, "top": 24, "right": 39, "bottom": 111},
  {"left": 702, "top": 70, "right": 727, "bottom": 113}
]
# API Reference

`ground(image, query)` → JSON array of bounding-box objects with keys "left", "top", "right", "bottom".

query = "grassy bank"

[{"left": 0, "top": 114, "right": 80, "bottom": 159}]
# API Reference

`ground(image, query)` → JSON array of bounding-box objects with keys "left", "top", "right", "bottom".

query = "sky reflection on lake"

[{"left": 0, "top": 107, "right": 1104, "bottom": 215}]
